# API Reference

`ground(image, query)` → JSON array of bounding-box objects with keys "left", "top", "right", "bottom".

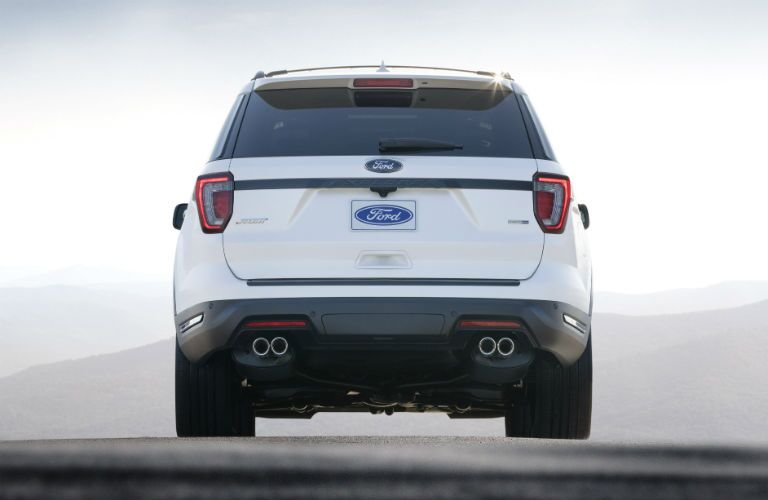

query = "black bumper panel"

[{"left": 175, "top": 297, "right": 590, "bottom": 368}]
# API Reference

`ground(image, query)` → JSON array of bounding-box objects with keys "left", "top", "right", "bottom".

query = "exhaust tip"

[
  {"left": 497, "top": 337, "right": 515, "bottom": 357},
  {"left": 478, "top": 337, "right": 496, "bottom": 357},
  {"left": 252, "top": 337, "right": 270, "bottom": 357},
  {"left": 271, "top": 336, "right": 289, "bottom": 357}
]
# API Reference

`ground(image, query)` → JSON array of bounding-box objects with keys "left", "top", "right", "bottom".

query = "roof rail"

[{"left": 260, "top": 65, "right": 511, "bottom": 80}]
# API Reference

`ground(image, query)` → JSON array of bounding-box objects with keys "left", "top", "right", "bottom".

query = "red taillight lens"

[
  {"left": 353, "top": 78, "right": 414, "bottom": 88},
  {"left": 212, "top": 191, "right": 231, "bottom": 219},
  {"left": 195, "top": 172, "right": 234, "bottom": 233},
  {"left": 534, "top": 174, "right": 571, "bottom": 233}
]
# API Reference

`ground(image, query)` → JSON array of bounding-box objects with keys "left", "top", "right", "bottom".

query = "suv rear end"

[{"left": 173, "top": 66, "right": 592, "bottom": 439}]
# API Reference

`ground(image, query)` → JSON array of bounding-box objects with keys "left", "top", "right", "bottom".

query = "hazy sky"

[{"left": 1, "top": 0, "right": 767, "bottom": 292}]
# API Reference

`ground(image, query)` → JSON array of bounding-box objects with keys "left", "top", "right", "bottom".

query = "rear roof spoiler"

[{"left": 252, "top": 65, "right": 513, "bottom": 81}]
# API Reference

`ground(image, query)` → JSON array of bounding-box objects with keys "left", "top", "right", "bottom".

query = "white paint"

[{"left": 224, "top": 156, "right": 544, "bottom": 281}]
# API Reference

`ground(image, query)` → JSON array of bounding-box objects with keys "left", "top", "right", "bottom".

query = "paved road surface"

[{"left": 1, "top": 437, "right": 767, "bottom": 499}]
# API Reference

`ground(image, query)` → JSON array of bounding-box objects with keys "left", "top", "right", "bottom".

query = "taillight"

[
  {"left": 533, "top": 174, "right": 571, "bottom": 233},
  {"left": 195, "top": 172, "right": 234, "bottom": 233}
]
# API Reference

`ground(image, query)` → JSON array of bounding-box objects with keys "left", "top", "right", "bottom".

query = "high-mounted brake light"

[
  {"left": 533, "top": 174, "right": 571, "bottom": 233},
  {"left": 353, "top": 78, "right": 414, "bottom": 88},
  {"left": 195, "top": 172, "right": 234, "bottom": 233},
  {"left": 459, "top": 320, "right": 522, "bottom": 329},
  {"left": 244, "top": 320, "right": 308, "bottom": 328}
]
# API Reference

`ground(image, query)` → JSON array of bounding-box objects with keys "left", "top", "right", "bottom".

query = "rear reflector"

[
  {"left": 459, "top": 320, "right": 521, "bottom": 329},
  {"left": 534, "top": 174, "right": 571, "bottom": 233},
  {"left": 244, "top": 320, "right": 308, "bottom": 328},
  {"left": 179, "top": 314, "right": 204, "bottom": 333},
  {"left": 562, "top": 314, "right": 587, "bottom": 334},
  {"left": 195, "top": 172, "right": 234, "bottom": 233},
  {"left": 353, "top": 78, "right": 413, "bottom": 88}
]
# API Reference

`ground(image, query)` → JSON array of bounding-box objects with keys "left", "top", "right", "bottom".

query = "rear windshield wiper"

[{"left": 379, "top": 138, "right": 464, "bottom": 153}]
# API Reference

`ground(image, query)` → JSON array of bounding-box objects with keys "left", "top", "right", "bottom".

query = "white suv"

[{"left": 172, "top": 65, "right": 593, "bottom": 439}]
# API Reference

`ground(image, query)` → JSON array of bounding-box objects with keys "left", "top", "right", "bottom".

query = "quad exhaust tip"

[
  {"left": 478, "top": 336, "right": 515, "bottom": 357},
  {"left": 270, "top": 336, "right": 289, "bottom": 357},
  {"left": 252, "top": 337, "right": 270, "bottom": 357},
  {"left": 497, "top": 337, "right": 515, "bottom": 357},
  {"left": 252, "top": 336, "right": 290, "bottom": 357},
  {"left": 478, "top": 337, "right": 497, "bottom": 357}
]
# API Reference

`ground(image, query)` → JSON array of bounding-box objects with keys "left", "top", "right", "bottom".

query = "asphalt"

[{"left": 1, "top": 437, "right": 767, "bottom": 499}]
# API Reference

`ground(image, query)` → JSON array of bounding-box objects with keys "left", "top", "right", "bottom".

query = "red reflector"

[
  {"left": 353, "top": 78, "right": 413, "bottom": 88},
  {"left": 211, "top": 190, "right": 231, "bottom": 219},
  {"left": 535, "top": 190, "right": 554, "bottom": 222},
  {"left": 459, "top": 320, "right": 521, "bottom": 329},
  {"left": 244, "top": 320, "right": 307, "bottom": 328}
]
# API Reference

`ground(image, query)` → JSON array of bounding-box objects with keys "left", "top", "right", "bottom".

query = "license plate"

[{"left": 351, "top": 200, "right": 416, "bottom": 230}]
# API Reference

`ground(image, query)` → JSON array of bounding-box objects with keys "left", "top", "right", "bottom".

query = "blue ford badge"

[
  {"left": 354, "top": 205, "right": 414, "bottom": 225},
  {"left": 365, "top": 159, "right": 403, "bottom": 173}
]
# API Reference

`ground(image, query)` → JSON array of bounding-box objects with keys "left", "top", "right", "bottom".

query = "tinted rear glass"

[{"left": 232, "top": 88, "right": 533, "bottom": 158}]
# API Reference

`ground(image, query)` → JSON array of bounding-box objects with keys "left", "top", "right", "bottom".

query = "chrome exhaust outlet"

[
  {"left": 497, "top": 337, "right": 515, "bottom": 357},
  {"left": 478, "top": 337, "right": 497, "bottom": 357},
  {"left": 270, "top": 336, "right": 289, "bottom": 357},
  {"left": 252, "top": 337, "right": 270, "bottom": 357}
]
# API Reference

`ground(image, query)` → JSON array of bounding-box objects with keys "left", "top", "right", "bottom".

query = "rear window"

[{"left": 232, "top": 88, "right": 533, "bottom": 158}]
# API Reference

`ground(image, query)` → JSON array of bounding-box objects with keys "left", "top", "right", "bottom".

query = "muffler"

[
  {"left": 252, "top": 337, "right": 270, "bottom": 357},
  {"left": 270, "top": 336, "right": 289, "bottom": 357},
  {"left": 497, "top": 337, "right": 515, "bottom": 357},
  {"left": 478, "top": 337, "right": 497, "bottom": 357}
]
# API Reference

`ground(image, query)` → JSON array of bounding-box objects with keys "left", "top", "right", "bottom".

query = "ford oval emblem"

[
  {"left": 365, "top": 159, "right": 402, "bottom": 173},
  {"left": 354, "top": 205, "right": 414, "bottom": 225}
]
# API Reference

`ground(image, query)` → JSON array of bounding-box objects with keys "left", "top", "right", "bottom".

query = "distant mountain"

[
  {"left": 594, "top": 280, "right": 768, "bottom": 315},
  {"left": 0, "top": 341, "right": 175, "bottom": 440},
  {"left": 591, "top": 300, "right": 768, "bottom": 442},
  {"left": 1, "top": 301, "right": 766, "bottom": 443},
  {"left": 0, "top": 284, "right": 172, "bottom": 377}
]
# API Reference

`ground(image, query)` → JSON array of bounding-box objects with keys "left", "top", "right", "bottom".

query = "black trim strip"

[
  {"left": 235, "top": 178, "right": 532, "bottom": 191},
  {"left": 246, "top": 278, "right": 521, "bottom": 287}
]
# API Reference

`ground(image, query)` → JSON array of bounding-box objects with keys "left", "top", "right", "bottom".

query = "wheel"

[
  {"left": 175, "top": 342, "right": 255, "bottom": 437},
  {"left": 505, "top": 335, "right": 592, "bottom": 439}
]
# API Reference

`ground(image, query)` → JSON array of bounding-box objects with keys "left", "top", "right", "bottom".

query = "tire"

[
  {"left": 505, "top": 335, "right": 592, "bottom": 439},
  {"left": 175, "top": 342, "right": 255, "bottom": 437}
]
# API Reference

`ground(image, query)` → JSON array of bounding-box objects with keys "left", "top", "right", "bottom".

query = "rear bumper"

[{"left": 175, "top": 297, "right": 590, "bottom": 372}]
